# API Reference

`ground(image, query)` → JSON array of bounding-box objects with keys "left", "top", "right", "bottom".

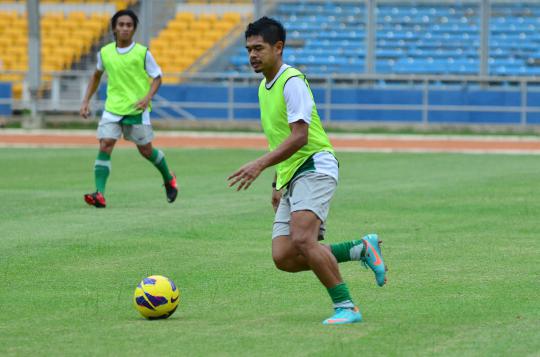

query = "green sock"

[
  {"left": 148, "top": 148, "right": 173, "bottom": 182},
  {"left": 330, "top": 240, "right": 365, "bottom": 263},
  {"left": 94, "top": 151, "right": 111, "bottom": 194},
  {"left": 327, "top": 282, "right": 354, "bottom": 308}
]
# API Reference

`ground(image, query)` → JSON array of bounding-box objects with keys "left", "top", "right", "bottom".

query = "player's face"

[
  {"left": 114, "top": 15, "right": 136, "bottom": 42},
  {"left": 246, "top": 35, "right": 283, "bottom": 73}
]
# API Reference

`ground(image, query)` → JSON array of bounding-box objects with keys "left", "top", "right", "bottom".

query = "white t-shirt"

[
  {"left": 266, "top": 64, "right": 339, "bottom": 182},
  {"left": 97, "top": 42, "right": 162, "bottom": 124}
]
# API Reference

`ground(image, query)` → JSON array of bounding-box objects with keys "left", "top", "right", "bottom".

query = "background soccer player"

[
  {"left": 80, "top": 9, "right": 177, "bottom": 208},
  {"left": 228, "top": 17, "right": 387, "bottom": 325}
]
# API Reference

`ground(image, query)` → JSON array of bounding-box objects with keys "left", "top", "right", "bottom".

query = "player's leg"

[
  {"left": 328, "top": 234, "right": 388, "bottom": 287},
  {"left": 273, "top": 235, "right": 314, "bottom": 272},
  {"left": 85, "top": 122, "right": 120, "bottom": 207},
  {"left": 127, "top": 124, "right": 178, "bottom": 203},
  {"left": 289, "top": 210, "right": 342, "bottom": 287},
  {"left": 283, "top": 172, "right": 361, "bottom": 324},
  {"left": 289, "top": 210, "right": 361, "bottom": 324}
]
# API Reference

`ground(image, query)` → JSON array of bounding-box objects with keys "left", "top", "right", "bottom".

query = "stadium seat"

[
  {"left": 149, "top": 10, "right": 243, "bottom": 75},
  {"left": 225, "top": 1, "right": 540, "bottom": 76}
]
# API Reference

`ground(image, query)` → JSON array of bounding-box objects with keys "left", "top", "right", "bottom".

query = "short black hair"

[
  {"left": 111, "top": 9, "right": 139, "bottom": 30},
  {"left": 245, "top": 16, "right": 286, "bottom": 45}
]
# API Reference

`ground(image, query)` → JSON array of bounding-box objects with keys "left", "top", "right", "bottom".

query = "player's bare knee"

[
  {"left": 137, "top": 145, "right": 152, "bottom": 159},
  {"left": 99, "top": 140, "right": 115, "bottom": 154},
  {"left": 273, "top": 256, "right": 299, "bottom": 272},
  {"left": 273, "top": 257, "right": 290, "bottom": 272},
  {"left": 271, "top": 251, "right": 295, "bottom": 272},
  {"left": 290, "top": 234, "right": 314, "bottom": 255}
]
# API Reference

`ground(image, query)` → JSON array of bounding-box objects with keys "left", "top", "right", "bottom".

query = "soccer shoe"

[
  {"left": 322, "top": 307, "right": 362, "bottom": 325},
  {"left": 84, "top": 192, "right": 106, "bottom": 208},
  {"left": 360, "top": 234, "right": 387, "bottom": 287},
  {"left": 164, "top": 172, "right": 178, "bottom": 203}
]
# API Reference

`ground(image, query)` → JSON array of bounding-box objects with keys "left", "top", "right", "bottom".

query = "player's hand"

[
  {"left": 135, "top": 96, "right": 150, "bottom": 111},
  {"left": 271, "top": 188, "right": 282, "bottom": 212},
  {"left": 80, "top": 101, "right": 90, "bottom": 119},
  {"left": 228, "top": 160, "right": 264, "bottom": 191}
]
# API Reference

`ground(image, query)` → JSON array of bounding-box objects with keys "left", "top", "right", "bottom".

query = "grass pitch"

[{"left": 0, "top": 147, "right": 539, "bottom": 356}]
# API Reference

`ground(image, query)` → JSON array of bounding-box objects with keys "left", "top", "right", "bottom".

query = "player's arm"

[
  {"left": 228, "top": 121, "right": 308, "bottom": 191},
  {"left": 135, "top": 76, "right": 161, "bottom": 111},
  {"left": 136, "top": 50, "right": 162, "bottom": 110},
  {"left": 80, "top": 69, "right": 103, "bottom": 119},
  {"left": 228, "top": 76, "right": 313, "bottom": 191}
]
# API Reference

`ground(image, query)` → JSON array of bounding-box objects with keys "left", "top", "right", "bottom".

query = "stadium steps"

[
  {"left": 150, "top": 10, "right": 245, "bottom": 83},
  {"left": 0, "top": 1, "right": 137, "bottom": 100}
]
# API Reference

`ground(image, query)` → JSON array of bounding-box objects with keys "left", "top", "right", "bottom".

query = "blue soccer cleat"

[
  {"left": 360, "top": 234, "right": 387, "bottom": 287},
  {"left": 322, "top": 306, "right": 362, "bottom": 325}
]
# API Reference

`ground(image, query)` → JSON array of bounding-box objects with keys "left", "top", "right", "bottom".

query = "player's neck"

[
  {"left": 264, "top": 60, "right": 283, "bottom": 83},
  {"left": 116, "top": 39, "right": 134, "bottom": 48}
]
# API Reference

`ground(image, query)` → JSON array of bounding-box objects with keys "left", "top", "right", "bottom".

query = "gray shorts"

[
  {"left": 97, "top": 121, "right": 155, "bottom": 145},
  {"left": 272, "top": 171, "right": 337, "bottom": 240}
]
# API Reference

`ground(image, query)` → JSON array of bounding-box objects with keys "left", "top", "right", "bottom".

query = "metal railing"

[{"left": 3, "top": 70, "right": 540, "bottom": 126}]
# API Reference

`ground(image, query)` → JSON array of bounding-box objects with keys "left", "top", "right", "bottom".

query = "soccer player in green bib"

[
  {"left": 228, "top": 17, "right": 388, "bottom": 325},
  {"left": 80, "top": 9, "right": 177, "bottom": 208}
]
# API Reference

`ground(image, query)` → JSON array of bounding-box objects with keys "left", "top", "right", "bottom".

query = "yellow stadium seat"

[
  {"left": 175, "top": 12, "right": 196, "bottom": 23},
  {"left": 203, "top": 29, "right": 222, "bottom": 37},
  {"left": 47, "top": 12, "right": 65, "bottom": 22},
  {"left": 0, "top": 73, "right": 24, "bottom": 82},
  {"left": 149, "top": 37, "right": 167, "bottom": 49},
  {"left": 9, "top": 45, "right": 26, "bottom": 58},
  {"left": 68, "top": 11, "right": 87, "bottom": 21},
  {"left": 222, "top": 12, "right": 242, "bottom": 23},
  {"left": 1, "top": 11, "right": 19, "bottom": 20},
  {"left": 167, "top": 21, "right": 189, "bottom": 32},
  {"left": 0, "top": 37, "right": 13, "bottom": 48},
  {"left": 161, "top": 76, "right": 180, "bottom": 84},
  {"left": 10, "top": 61, "right": 28, "bottom": 71},
  {"left": 184, "top": 48, "right": 204, "bottom": 59},
  {"left": 12, "top": 82, "right": 23, "bottom": 100},
  {"left": 199, "top": 13, "right": 218, "bottom": 23},
  {"left": 214, "top": 21, "right": 235, "bottom": 32},
  {"left": 190, "top": 21, "right": 210, "bottom": 32}
]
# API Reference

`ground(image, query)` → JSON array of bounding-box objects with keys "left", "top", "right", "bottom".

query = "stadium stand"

[
  {"left": 228, "top": 1, "right": 540, "bottom": 76},
  {"left": 150, "top": 10, "right": 243, "bottom": 82},
  {"left": 186, "top": 0, "right": 251, "bottom": 3},
  {"left": 0, "top": 0, "right": 136, "bottom": 98}
]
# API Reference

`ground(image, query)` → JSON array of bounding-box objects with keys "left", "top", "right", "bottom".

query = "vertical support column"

[
  {"left": 254, "top": 0, "right": 263, "bottom": 20},
  {"left": 26, "top": 0, "right": 42, "bottom": 128},
  {"left": 520, "top": 80, "right": 527, "bottom": 127},
  {"left": 51, "top": 76, "right": 60, "bottom": 111},
  {"left": 480, "top": 0, "right": 490, "bottom": 76},
  {"left": 228, "top": 77, "right": 234, "bottom": 121},
  {"left": 138, "top": 0, "right": 151, "bottom": 47},
  {"left": 324, "top": 76, "right": 332, "bottom": 123},
  {"left": 422, "top": 79, "right": 429, "bottom": 126},
  {"left": 365, "top": 0, "right": 376, "bottom": 74}
]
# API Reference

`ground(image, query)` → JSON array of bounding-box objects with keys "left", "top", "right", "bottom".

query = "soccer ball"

[{"left": 133, "top": 275, "right": 180, "bottom": 319}]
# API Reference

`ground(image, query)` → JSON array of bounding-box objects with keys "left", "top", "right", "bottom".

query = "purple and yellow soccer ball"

[{"left": 133, "top": 275, "right": 180, "bottom": 319}]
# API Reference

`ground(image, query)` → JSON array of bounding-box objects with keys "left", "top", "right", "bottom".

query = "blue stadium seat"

[{"left": 228, "top": 1, "right": 540, "bottom": 76}]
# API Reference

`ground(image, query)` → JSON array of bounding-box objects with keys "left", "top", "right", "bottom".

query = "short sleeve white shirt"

[{"left": 265, "top": 64, "right": 314, "bottom": 124}]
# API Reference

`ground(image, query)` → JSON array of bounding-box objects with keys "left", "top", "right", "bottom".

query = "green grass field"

[{"left": 1, "top": 147, "right": 539, "bottom": 356}]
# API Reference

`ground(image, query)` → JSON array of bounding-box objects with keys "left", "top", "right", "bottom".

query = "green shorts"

[
  {"left": 97, "top": 121, "right": 155, "bottom": 145},
  {"left": 272, "top": 171, "right": 337, "bottom": 240}
]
